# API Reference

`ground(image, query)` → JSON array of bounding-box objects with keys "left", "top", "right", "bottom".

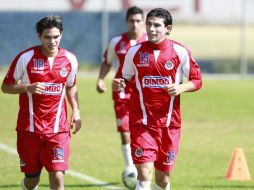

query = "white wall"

[{"left": 0, "top": 0, "right": 253, "bottom": 24}]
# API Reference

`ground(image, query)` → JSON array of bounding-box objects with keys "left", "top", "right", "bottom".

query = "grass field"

[
  {"left": 171, "top": 25, "right": 254, "bottom": 60},
  {"left": 0, "top": 75, "right": 254, "bottom": 190}
]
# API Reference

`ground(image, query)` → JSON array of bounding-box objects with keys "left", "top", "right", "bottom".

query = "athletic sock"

[
  {"left": 153, "top": 182, "right": 170, "bottom": 190},
  {"left": 121, "top": 143, "right": 133, "bottom": 166},
  {"left": 135, "top": 180, "right": 151, "bottom": 190},
  {"left": 165, "top": 181, "right": 170, "bottom": 190}
]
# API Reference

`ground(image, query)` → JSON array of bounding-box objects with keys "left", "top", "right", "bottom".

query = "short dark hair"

[
  {"left": 125, "top": 6, "right": 144, "bottom": 21},
  {"left": 35, "top": 15, "right": 63, "bottom": 34},
  {"left": 146, "top": 8, "right": 173, "bottom": 26}
]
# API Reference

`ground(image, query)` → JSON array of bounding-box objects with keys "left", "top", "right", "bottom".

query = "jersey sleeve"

[
  {"left": 122, "top": 47, "right": 136, "bottom": 81},
  {"left": 181, "top": 48, "right": 202, "bottom": 90},
  {"left": 65, "top": 51, "right": 78, "bottom": 87},
  {"left": 106, "top": 36, "right": 121, "bottom": 65},
  {"left": 3, "top": 50, "right": 34, "bottom": 85},
  {"left": 174, "top": 44, "right": 202, "bottom": 91},
  {"left": 187, "top": 52, "right": 202, "bottom": 90}
]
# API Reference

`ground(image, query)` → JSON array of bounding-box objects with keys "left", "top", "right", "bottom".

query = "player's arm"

[
  {"left": 66, "top": 84, "right": 81, "bottom": 134},
  {"left": 97, "top": 38, "right": 118, "bottom": 93},
  {"left": 166, "top": 48, "right": 202, "bottom": 96},
  {"left": 1, "top": 52, "right": 45, "bottom": 94},
  {"left": 112, "top": 47, "right": 135, "bottom": 92},
  {"left": 185, "top": 51, "right": 202, "bottom": 92},
  {"left": 96, "top": 60, "right": 112, "bottom": 93},
  {"left": 166, "top": 81, "right": 196, "bottom": 96},
  {"left": 1, "top": 82, "right": 45, "bottom": 94}
]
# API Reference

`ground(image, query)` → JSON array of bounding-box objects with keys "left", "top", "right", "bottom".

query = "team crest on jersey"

[
  {"left": 165, "top": 60, "right": 174, "bottom": 70},
  {"left": 60, "top": 67, "right": 68, "bottom": 77},
  {"left": 135, "top": 147, "right": 143, "bottom": 157}
]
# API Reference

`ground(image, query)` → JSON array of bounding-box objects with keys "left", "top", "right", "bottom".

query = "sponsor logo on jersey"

[
  {"left": 137, "top": 63, "right": 149, "bottom": 67},
  {"left": 142, "top": 76, "right": 172, "bottom": 88},
  {"left": 165, "top": 60, "right": 174, "bottom": 70},
  {"left": 43, "top": 83, "right": 63, "bottom": 95},
  {"left": 60, "top": 67, "right": 68, "bottom": 77},
  {"left": 163, "top": 150, "right": 175, "bottom": 165},
  {"left": 135, "top": 147, "right": 143, "bottom": 157},
  {"left": 52, "top": 159, "right": 64, "bottom": 163}
]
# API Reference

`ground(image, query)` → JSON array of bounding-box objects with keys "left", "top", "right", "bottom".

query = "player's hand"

[
  {"left": 26, "top": 82, "right": 45, "bottom": 94},
  {"left": 70, "top": 109, "right": 82, "bottom": 134},
  {"left": 96, "top": 79, "right": 106, "bottom": 93},
  {"left": 165, "top": 84, "right": 182, "bottom": 96},
  {"left": 112, "top": 78, "right": 126, "bottom": 92}
]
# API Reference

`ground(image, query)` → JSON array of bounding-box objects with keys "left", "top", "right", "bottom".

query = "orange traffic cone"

[{"left": 225, "top": 148, "right": 251, "bottom": 180}]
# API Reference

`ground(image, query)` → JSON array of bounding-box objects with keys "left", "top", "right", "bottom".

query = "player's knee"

[
  {"left": 120, "top": 131, "right": 130, "bottom": 144},
  {"left": 136, "top": 165, "right": 153, "bottom": 181},
  {"left": 49, "top": 171, "right": 65, "bottom": 187},
  {"left": 25, "top": 172, "right": 41, "bottom": 179},
  {"left": 22, "top": 174, "right": 40, "bottom": 190}
]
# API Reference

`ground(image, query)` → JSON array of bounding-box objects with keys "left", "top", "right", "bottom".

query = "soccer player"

[
  {"left": 1, "top": 15, "right": 81, "bottom": 190},
  {"left": 96, "top": 6, "right": 147, "bottom": 178},
  {"left": 112, "top": 8, "right": 202, "bottom": 190}
]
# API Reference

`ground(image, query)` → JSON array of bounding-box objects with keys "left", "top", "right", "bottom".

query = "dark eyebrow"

[{"left": 44, "top": 34, "right": 60, "bottom": 38}]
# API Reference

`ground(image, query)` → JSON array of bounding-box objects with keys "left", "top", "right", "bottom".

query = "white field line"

[{"left": 0, "top": 142, "right": 124, "bottom": 190}]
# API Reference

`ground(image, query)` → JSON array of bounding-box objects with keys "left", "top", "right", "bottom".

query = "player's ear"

[
  {"left": 167, "top": 25, "right": 172, "bottom": 31},
  {"left": 37, "top": 33, "right": 42, "bottom": 39},
  {"left": 166, "top": 25, "right": 172, "bottom": 35}
]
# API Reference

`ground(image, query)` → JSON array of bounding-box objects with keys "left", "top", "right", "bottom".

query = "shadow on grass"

[{"left": 0, "top": 182, "right": 124, "bottom": 189}]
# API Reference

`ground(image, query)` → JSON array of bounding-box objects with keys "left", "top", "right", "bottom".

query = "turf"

[{"left": 0, "top": 76, "right": 254, "bottom": 190}]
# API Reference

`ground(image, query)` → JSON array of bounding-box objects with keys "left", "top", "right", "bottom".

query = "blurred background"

[{"left": 0, "top": 0, "right": 253, "bottom": 75}]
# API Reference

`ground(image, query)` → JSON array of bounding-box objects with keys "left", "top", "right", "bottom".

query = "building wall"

[
  {"left": 0, "top": 0, "right": 253, "bottom": 24},
  {"left": 0, "top": 12, "right": 126, "bottom": 66},
  {"left": 0, "top": 0, "right": 253, "bottom": 73}
]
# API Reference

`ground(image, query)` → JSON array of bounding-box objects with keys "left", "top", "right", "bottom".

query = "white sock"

[
  {"left": 135, "top": 180, "right": 151, "bottom": 190},
  {"left": 153, "top": 181, "right": 170, "bottom": 190},
  {"left": 121, "top": 143, "right": 133, "bottom": 166},
  {"left": 165, "top": 181, "right": 170, "bottom": 190},
  {"left": 21, "top": 178, "right": 38, "bottom": 190}
]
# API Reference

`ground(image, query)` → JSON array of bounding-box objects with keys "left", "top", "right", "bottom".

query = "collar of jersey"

[{"left": 149, "top": 38, "right": 169, "bottom": 50}]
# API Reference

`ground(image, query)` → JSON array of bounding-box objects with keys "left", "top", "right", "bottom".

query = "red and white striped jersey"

[
  {"left": 122, "top": 39, "right": 202, "bottom": 127},
  {"left": 3, "top": 46, "right": 78, "bottom": 134},
  {"left": 105, "top": 32, "right": 147, "bottom": 100}
]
